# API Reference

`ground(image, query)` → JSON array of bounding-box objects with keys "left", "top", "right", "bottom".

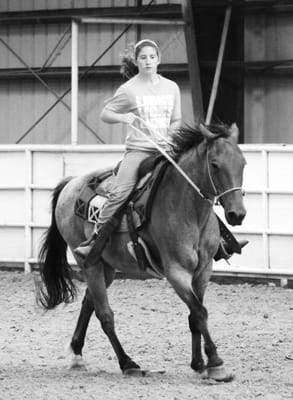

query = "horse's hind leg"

[
  {"left": 69, "top": 288, "right": 94, "bottom": 369},
  {"left": 85, "top": 261, "right": 141, "bottom": 374}
]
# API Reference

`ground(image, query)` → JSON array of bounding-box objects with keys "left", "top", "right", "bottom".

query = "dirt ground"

[{"left": 0, "top": 270, "right": 293, "bottom": 400}]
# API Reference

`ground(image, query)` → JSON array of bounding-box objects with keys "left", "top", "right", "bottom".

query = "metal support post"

[{"left": 71, "top": 20, "right": 79, "bottom": 145}]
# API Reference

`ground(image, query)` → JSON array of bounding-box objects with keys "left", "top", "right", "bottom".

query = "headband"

[{"left": 134, "top": 39, "right": 159, "bottom": 49}]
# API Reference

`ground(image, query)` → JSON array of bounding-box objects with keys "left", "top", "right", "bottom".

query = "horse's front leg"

[
  {"left": 190, "top": 258, "right": 234, "bottom": 382},
  {"left": 167, "top": 258, "right": 233, "bottom": 382},
  {"left": 189, "top": 295, "right": 205, "bottom": 373},
  {"left": 84, "top": 260, "right": 141, "bottom": 374}
]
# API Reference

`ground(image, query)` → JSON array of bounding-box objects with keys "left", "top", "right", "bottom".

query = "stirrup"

[
  {"left": 214, "top": 240, "right": 232, "bottom": 262},
  {"left": 214, "top": 239, "right": 248, "bottom": 262}
]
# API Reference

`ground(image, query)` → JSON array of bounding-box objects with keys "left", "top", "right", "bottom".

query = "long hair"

[
  {"left": 120, "top": 43, "right": 138, "bottom": 80},
  {"left": 120, "top": 39, "right": 160, "bottom": 80}
]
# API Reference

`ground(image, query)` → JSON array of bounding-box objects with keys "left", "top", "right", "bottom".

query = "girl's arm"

[
  {"left": 100, "top": 109, "right": 136, "bottom": 125},
  {"left": 169, "top": 83, "right": 182, "bottom": 134}
]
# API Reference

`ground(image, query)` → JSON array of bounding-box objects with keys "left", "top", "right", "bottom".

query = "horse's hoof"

[
  {"left": 69, "top": 355, "right": 87, "bottom": 370},
  {"left": 191, "top": 359, "right": 205, "bottom": 373},
  {"left": 206, "top": 365, "right": 234, "bottom": 382},
  {"left": 123, "top": 368, "right": 144, "bottom": 377}
]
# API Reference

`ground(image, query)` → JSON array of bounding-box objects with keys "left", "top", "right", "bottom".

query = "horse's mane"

[{"left": 171, "top": 122, "right": 231, "bottom": 160}]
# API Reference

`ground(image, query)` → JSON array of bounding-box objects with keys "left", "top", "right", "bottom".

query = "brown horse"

[{"left": 38, "top": 122, "right": 246, "bottom": 382}]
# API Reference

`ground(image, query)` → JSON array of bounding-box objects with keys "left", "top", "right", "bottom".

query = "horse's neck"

[
  {"left": 180, "top": 146, "right": 211, "bottom": 196},
  {"left": 163, "top": 148, "right": 213, "bottom": 223}
]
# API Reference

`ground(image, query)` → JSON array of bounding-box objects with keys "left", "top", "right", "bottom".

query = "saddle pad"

[
  {"left": 88, "top": 194, "right": 141, "bottom": 233},
  {"left": 88, "top": 195, "right": 107, "bottom": 224}
]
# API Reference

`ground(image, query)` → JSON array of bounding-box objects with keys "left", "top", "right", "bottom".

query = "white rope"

[
  {"left": 135, "top": 116, "right": 173, "bottom": 146},
  {"left": 129, "top": 122, "right": 209, "bottom": 201}
]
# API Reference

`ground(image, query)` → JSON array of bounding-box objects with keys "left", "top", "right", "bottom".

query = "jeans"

[{"left": 97, "top": 149, "right": 155, "bottom": 224}]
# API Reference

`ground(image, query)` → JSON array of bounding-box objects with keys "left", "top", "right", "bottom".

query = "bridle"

[{"left": 205, "top": 144, "right": 245, "bottom": 205}]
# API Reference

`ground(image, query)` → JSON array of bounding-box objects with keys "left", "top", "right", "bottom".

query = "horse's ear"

[
  {"left": 199, "top": 124, "right": 215, "bottom": 141},
  {"left": 229, "top": 123, "right": 239, "bottom": 141}
]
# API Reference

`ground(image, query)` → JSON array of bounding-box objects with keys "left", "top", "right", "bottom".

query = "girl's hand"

[{"left": 121, "top": 112, "right": 137, "bottom": 125}]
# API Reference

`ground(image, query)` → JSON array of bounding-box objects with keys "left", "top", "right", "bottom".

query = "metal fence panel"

[{"left": 0, "top": 144, "right": 292, "bottom": 278}]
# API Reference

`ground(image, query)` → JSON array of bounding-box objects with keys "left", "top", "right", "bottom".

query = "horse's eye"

[{"left": 211, "top": 160, "right": 219, "bottom": 170}]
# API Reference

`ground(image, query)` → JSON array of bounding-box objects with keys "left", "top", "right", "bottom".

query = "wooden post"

[
  {"left": 205, "top": 6, "right": 232, "bottom": 125},
  {"left": 182, "top": 0, "right": 204, "bottom": 121}
]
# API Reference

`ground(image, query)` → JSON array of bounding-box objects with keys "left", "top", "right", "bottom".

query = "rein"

[{"left": 130, "top": 118, "right": 244, "bottom": 205}]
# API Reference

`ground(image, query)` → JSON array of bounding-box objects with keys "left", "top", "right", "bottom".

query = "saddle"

[
  {"left": 74, "top": 154, "right": 169, "bottom": 278},
  {"left": 74, "top": 169, "right": 113, "bottom": 222}
]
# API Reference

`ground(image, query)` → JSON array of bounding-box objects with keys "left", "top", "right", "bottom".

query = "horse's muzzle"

[{"left": 226, "top": 209, "right": 246, "bottom": 226}]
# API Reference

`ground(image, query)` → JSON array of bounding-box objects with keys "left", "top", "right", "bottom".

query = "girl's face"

[{"left": 135, "top": 45, "right": 160, "bottom": 76}]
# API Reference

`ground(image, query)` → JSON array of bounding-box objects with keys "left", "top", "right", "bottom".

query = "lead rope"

[{"left": 135, "top": 116, "right": 174, "bottom": 146}]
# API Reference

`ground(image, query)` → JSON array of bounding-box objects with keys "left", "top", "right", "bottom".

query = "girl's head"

[
  {"left": 120, "top": 39, "right": 160, "bottom": 80},
  {"left": 134, "top": 39, "right": 160, "bottom": 61}
]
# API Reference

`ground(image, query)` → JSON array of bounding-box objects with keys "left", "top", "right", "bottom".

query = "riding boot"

[
  {"left": 74, "top": 223, "right": 103, "bottom": 259},
  {"left": 214, "top": 238, "right": 248, "bottom": 261}
]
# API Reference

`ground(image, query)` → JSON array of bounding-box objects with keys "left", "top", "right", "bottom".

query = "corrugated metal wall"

[
  {"left": 1, "top": 2, "right": 293, "bottom": 144},
  {"left": 0, "top": 0, "right": 181, "bottom": 12},
  {"left": 0, "top": 1, "right": 188, "bottom": 144},
  {"left": 0, "top": 23, "right": 186, "bottom": 68},
  {"left": 0, "top": 80, "right": 72, "bottom": 144},
  {"left": 0, "top": 76, "right": 192, "bottom": 145},
  {"left": 245, "top": 13, "right": 293, "bottom": 144},
  {"left": 0, "top": 1, "right": 135, "bottom": 12}
]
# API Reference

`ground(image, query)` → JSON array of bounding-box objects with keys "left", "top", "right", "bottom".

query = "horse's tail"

[{"left": 38, "top": 176, "right": 77, "bottom": 310}]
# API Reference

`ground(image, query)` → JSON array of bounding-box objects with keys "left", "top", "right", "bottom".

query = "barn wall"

[
  {"left": 0, "top": 22, "right": 186, "bottom": 69},
  {"left": 244, "top": 14, "right": 293, "bottom": 144},
  {"left": 0, "top": 4, "right": 188, "bottom": 145},
  {"left": 0, "top": 75, "right": 192, "bottom": 145},
  {"left": 0, "top": 2, "right": 293, "bottom": 144},
  {"left": 0, "top": 0, "right": 181, "bottom": 12}
]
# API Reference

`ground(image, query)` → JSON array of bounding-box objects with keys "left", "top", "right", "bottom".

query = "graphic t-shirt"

[{"left": 103, "top": 75, "right": 181, "bottom": 150}]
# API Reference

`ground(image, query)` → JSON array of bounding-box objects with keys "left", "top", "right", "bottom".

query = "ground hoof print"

[
  {"left": 123, "top": 368, "right": 144, "bottom": 377},
  {"left": 69, "top": 355, "right": 87, "bottom": 370},
  {"left": 123, "top": 368, "right": 166, "bottom": 377},
  {"left": 206, "top": 365, "right": 235, "bottom": 382}
]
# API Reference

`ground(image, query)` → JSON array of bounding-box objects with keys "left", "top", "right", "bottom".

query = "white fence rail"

[{"left": 0, "top": 144, "right": 292, "bottom": 278}]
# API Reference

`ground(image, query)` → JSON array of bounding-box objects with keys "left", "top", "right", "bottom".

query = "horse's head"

[{"left": 199, "top": 123, "right": 247, "bottom": 226}]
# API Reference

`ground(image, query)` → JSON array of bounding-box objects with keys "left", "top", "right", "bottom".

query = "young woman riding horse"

[
  {"left": 75, "top": 39, "right": 182, "bottom": 258},
  {"left": 75, "top": 38, "right": 244, "bottom": 262},
  {"left": 38, "top": 117, "right": 247, "bottom": 381}
]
